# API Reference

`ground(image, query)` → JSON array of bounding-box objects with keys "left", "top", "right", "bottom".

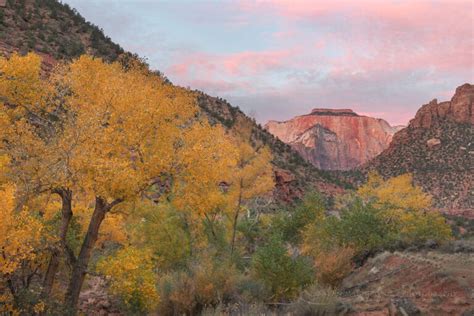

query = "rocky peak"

[
  {"left": 410, "top": 83, "right": 473, "bottom": 128},
  {"left": 365, "top": 83, "right": 474, "bottom": 212}
]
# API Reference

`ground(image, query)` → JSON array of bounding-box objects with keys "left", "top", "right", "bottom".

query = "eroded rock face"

[
  {"left": 265, "top": 109, "right": 400, "bottom": 170},
  {"left": 366, "top": 83, "right": 474, "bottom": 212},
  {"left": 410, "top": 83, "right": 474, "bottom": 129}
]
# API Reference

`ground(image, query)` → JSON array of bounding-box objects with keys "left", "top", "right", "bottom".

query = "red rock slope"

[
  {"left": 265, "top": 109, "right": 400, "bottom": 170},
  {"left": 340, "top": 243, "right": 474, "bottom": 315}
]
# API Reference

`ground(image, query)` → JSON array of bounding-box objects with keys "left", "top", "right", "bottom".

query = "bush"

[
  {"left": 157, "top": 257, "right": 239, "bottom": 315},
  {"left": 314, "top": 246, "right": 354, "bottom": 288},
  {"left": 234, "top": 275, "right": 269, "bottom": 303},
  {"left": 303, "top": 200, "right": 387, "bottom": 257},
  {"left": 287, "top": 284, "right": 340, "bottom": 316},
  {"left": 158, "top": 271, "right": 196, "bottom": 315},
  {"left": 252, "top": 235, "right": 314, "bottom": 300},
  {"left": 303, "top": 174, "right": 453, "bottom": 263},
  {"left": 358, "top": 173, "right": 452, "bottom": 246}
]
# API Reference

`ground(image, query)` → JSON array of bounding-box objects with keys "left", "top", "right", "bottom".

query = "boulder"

[{"left": 427, "top": 138, "right": 441, "bottom": 148}]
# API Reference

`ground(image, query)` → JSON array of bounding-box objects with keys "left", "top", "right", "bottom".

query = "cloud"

[
  {"left": 64, "top": 0, "right": 473, "bottom": 126},
  {"left": 167, "top": 49, "right": 296, "bottom": 79}
]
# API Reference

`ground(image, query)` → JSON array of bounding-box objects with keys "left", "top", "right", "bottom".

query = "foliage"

[
  {"left": 272, "top": 192, "right": 325, "bottom": 245},
  {"left": 96, "top": 247, "right": 159, "bottom": 314},
  {"left": 303, "top": 174, "right": 452, "bottom": 266},
  {"left": 157, "top": 256, "right": 239, "bottom": 315},
  {"left": 128, "top": 202, "right": 191, "bottom": 271},
  {"left": 358, "top": 172, "right": 432, "bottom": 211},
  {"left": 358, "top": 173, "right": 452, "bottom": 244},
  {"left": 0, "top": 182, "right": 50, "bottom": 314},
  {"left": 303, "top": 200, "right": 387, "bottom": 257},
  {"left": 0, "top": 52, "right": 241, "bottom": 309},
  {"left": 227, "top": 118, "right": 275, "bottom": 254},
  {"left": 287, "top": 284, "right": 340, "bottom": 316},
  {"left": 313, "top": 246, "right": 354, "bottom": 288},
  {"left": 252, "top": 235, "right": 314, "bottom": 301}
]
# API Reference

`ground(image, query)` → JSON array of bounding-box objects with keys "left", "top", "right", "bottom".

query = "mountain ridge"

[{"left": 363, "top": 83, "right": 474, "bottom": 214}]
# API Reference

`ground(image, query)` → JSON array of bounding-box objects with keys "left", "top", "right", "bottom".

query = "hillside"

[
  {"left": 364, "top": 84, "right": 474, "bottom": 214},
  {"left": 265, "top": 108, "right": 401, "bottom": 170},
  {"left": 341, "top": 243, "right": 474, "bottom": 315},
  {"left": 0, "top": 0, "right": 122, "bottom": 60},
  {"left": 0, "top": 0, "right": 348, "bottom": 202}
]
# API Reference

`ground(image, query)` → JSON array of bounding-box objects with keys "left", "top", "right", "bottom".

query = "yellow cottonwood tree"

[
  {"left": 0, "top": 53, "right": 238, "bottom": 309},
  {"left": 358, "top": 172, "right": 451, "bottom": 242},
  {"left": 358, "top": 172, "right": 432, "bottom": 211}
]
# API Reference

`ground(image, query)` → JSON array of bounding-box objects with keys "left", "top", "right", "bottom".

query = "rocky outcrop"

[
  {"left": 265, "top": 109, "right": 400, "bottom": 170},
  {"left": 410, "top": 83, "right": 474, "bottom": 128},
  {"left": 365, "top": 83, "right": 474, "bottom": 213}
]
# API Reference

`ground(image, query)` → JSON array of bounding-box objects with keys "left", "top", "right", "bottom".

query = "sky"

[{"left": 64, "top": 0, "right": 473, "bottom": 126}]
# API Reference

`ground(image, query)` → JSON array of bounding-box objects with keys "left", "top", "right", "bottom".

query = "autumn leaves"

[{"left": 0, "top": 53, "right": 274, "bottom": 313}]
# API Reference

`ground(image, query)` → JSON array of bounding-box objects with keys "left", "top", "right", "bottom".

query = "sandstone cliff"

[
  {"left": 265, "top": 109, "right": 400, "bottom": 170},
  {"left": 365, "top": 83, "right": 474, "bottom": 213}
]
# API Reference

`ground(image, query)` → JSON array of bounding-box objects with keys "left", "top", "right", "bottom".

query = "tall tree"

[{"left": 228, "top": 120, "right": 274, "bottom": 254}]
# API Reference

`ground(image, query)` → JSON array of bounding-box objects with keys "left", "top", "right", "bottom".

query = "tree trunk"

[
  {"left": 65, "top": 197, "right": 122, "bottom": 310},
  {"left": 42, "top": 188, "right": 72, "bottom": 298},
  {"left": 230, "top": 180, "right": 243, "bottom": 255}
]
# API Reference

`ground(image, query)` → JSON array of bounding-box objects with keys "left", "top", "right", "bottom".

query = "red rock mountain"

[
  {"left": 365, "top": 83, "right": 474, "bottom": 214},
  {"left": 265, "top": 109, "right": 401, "bottom": 170}
]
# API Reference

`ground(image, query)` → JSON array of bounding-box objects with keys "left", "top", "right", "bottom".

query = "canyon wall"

[{"left": 265, "top": 109, "right": 401, "bottom": 170}]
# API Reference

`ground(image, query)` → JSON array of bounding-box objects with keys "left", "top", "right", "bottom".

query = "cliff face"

[
  {"left": 265, "top": 109, "right": 400, "bottom": 170},
  {"left": 366, "top": 83, "right": 474, "bottom": 213},
  {"left": 410, "top": 83, "right": 474, "bottom": 128}
]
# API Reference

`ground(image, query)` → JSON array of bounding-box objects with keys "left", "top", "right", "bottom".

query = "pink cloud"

[
  {"left": 185, "top": 79, "right": 253, "bottom": 94},
  {"left": 168, "top": 49, "right": 296, "bottom": 77},
  {"left": 238, "top": 0, "right": 473, "bottom": 74},
  {"left": 165, "top": 0, "right": 471, "bottom": 126}
]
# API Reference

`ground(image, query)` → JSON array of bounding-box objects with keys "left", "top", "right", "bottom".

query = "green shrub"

[
  {"left": 234, "top": 275, "right": 269, "bottom": 303},
  {"left": 252, "top": 235, "right": 314, "bottom": 300},
  {"left": 303, "top": 200, "right": 387, "bottom": 257},
  {"left": 272, "top": 192, "right": 325, "bottom": 245}
]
